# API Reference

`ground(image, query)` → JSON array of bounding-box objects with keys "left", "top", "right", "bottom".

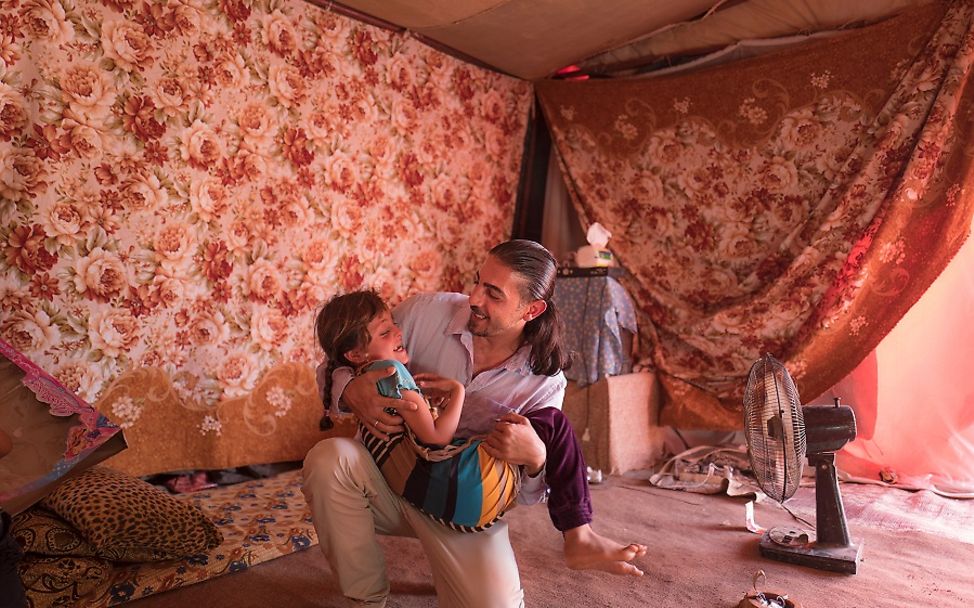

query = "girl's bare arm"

[{"left": 399, "top": 377, "right": 465, "bottom": 446}]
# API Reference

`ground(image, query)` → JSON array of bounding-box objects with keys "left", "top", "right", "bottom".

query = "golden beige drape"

[{"left": 538, "top": 1, "right": 974, "bottom": 429}]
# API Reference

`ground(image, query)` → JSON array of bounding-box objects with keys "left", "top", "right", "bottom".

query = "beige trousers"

[{"left": 302, "top": 437, "right": 525, "bottom": 608}]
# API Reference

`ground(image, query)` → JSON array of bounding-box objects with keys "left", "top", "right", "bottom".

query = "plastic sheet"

[
  {"left": 821, "top": 228, "right": 974, "bottom": 496},
  {"left": 0, "top": 340, "right": 126, "bottom": 514}
]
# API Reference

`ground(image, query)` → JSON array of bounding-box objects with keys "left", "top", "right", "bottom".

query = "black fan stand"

[
  {"left": 759, "top": 404, "right": 864, "bottom": 574},
  {"left": 759, "top": 452, "right": 863, "bottom": 573}
]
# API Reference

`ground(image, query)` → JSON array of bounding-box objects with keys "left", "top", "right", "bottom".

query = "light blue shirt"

[
  {"left": 368, "top": 359, "right": 419, "bottom": 399},
  {"left": 323, "top": 291, "right": 566, "bottom": 504}
]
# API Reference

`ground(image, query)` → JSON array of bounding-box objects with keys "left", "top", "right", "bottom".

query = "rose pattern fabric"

[
  {"left": 538, "top": 2, "right": 974, "bottom": 428},
  {"left": 0, "top": 0, "right": 531, "bottom": 421}
]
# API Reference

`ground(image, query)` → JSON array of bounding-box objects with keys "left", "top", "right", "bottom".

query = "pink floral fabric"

[
  {"left": 538, "top": 2, "right": 974, "bottom": 428},
  {"left": 0, "top": 0, "right": 531, "bottom": 425}
]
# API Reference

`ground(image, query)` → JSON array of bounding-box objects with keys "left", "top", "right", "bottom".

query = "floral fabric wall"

[
  {"left": 538, "top": 1, "right": 974, "bottom": 429},
  {"left": 0, "top": 0, "right": 531, "bottom": 469}
]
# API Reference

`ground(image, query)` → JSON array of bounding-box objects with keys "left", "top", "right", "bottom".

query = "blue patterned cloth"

[{"left": 553, "top": 276, "right": 637, "bottom": 386}]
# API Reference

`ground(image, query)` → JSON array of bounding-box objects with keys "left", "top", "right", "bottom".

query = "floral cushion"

[
  {"left": 40, "top": 467, "right": 222, "bottom": 562},
  {"left": 11, "top": 508, "right": 98, "bottom": 557}
]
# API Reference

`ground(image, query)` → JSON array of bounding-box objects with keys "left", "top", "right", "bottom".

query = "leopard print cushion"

[
  {"left": 11, "top": 508, "right": 98, "bottom": 556},
  {"left": 40, "top": 467, "right": 223, "bottom": 562}
]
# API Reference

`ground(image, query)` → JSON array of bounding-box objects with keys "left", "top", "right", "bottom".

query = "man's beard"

[{"left": 468, "top": 306, "right": 490, "bottom": 337}]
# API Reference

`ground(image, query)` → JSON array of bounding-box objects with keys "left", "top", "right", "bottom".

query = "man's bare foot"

[{"left": 563, "top": 524, "right": 647, "bottom": 576}]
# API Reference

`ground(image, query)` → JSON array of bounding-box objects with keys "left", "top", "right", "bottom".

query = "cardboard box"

[{"left": 562, "top": 372, "right": 665, "bottom": 475}]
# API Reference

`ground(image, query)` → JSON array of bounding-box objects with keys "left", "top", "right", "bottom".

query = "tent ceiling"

[
  {"left": 325, "top": 0, "right": 926, "bottom": 80},
  {"left": 327, "top": 0, "right": 721, "bottom": 79}
]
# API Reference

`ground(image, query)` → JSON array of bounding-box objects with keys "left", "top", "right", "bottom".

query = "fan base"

[{"left": 759, "top": 532, "right": 862, "bottom": 574}]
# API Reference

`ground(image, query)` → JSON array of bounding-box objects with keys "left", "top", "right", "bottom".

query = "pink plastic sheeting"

[
  {"left": 0, "top": 340, "right": 126, "bottom": 514},
  {"left": 821, "top": 227, "right": 974, "bottom": 496}
]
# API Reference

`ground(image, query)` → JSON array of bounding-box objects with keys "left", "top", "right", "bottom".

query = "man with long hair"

[{"left": 303, "top": 240, "right": 645, "bottom": 608}]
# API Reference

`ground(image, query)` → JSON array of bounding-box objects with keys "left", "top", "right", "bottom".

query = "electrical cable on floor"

[
  {"left": 673, "top": 428, "right": 692, "bottom": 452},
  {"left": 778, "top": 502, "right": 814, "bottom": 529}
]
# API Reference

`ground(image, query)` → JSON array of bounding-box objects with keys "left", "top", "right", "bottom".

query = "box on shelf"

[{"left": 562, "top": 372, "right": 665, "bottom": 475}]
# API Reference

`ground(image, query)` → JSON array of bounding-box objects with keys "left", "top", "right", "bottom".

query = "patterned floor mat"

[{"left": 79, "top": 469, "right": 316, "bottom": 607}]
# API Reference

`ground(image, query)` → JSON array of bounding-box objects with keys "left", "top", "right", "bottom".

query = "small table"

[{"left": 552, "top": 274, "right": 637, "bottom": 387}]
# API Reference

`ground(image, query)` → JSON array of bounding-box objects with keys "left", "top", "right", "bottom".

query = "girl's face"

[{"left": 356, "top": 309, "right": 409, "bottom": 365}]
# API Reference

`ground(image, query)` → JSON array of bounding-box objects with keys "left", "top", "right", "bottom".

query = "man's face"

[{"left": 467, "top": 255, "right": 532, "bottom": 339}]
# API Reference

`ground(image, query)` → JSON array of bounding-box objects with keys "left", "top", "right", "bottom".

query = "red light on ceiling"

[{"left": 554, "top": 65, "right": 589, "bottom": 80}]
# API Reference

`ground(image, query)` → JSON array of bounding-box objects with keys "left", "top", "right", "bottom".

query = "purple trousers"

[{"left": 525, "top": 408, "right": 593, "bottom": 532}]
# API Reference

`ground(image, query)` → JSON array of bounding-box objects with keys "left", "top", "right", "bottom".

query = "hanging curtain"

[{"left": 537, "top": 1, "right": 974, "bottom": 429}]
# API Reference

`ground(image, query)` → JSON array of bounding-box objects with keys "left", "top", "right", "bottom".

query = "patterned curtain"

[
  {"left": 0, "top": 0, "right": 531, "bottom": 471},
  {"left": 538, "top": 1, "right": 974, "bottom": 429}
]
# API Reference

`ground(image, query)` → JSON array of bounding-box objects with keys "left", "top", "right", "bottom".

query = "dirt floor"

[{"left": 126, "top": 473, "right": 974, "bottom": 607}]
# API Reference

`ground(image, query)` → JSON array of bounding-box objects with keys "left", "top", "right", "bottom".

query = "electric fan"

[{"left": 742, "top": 353, "right": 863, "bottom": 574}]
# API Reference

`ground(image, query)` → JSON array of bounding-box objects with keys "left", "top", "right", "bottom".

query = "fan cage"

[{"left": 743, "top": 354, "right": 807, "bottom": 503}]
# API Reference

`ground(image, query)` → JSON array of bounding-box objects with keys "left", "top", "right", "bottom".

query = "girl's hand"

[
  {"left": 414, "top": 373, "right": 464, "bottom": 404},
  {"left": 411, "top": 373, "right": 465, "bottom": 445}
]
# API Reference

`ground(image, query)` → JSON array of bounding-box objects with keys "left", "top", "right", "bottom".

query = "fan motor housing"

[{"left": 802, "top": 404, "right": 856, "bottom": 454}]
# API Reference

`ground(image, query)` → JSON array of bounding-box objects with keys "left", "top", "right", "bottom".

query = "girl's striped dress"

[{"left": 359, "top": 360, "right": 521, "bottom": 532}]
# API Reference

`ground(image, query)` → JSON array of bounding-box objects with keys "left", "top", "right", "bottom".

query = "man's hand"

[
  {"left": 482, "top": 412, "right": 546, "bottom": 476},
  {"left": 343, "top": 367, "right": 417, "bottom": 440}
]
